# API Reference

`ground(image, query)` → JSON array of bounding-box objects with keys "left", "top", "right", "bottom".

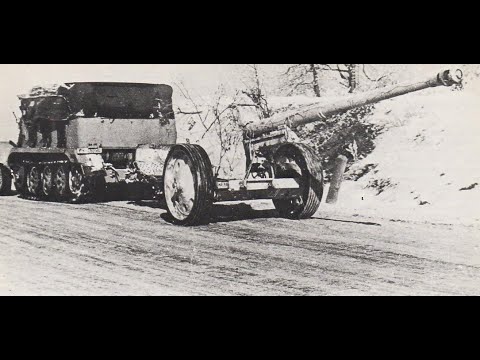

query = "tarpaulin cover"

[{"left": 18, "top": 83, "right": 174, "bottom": 121}]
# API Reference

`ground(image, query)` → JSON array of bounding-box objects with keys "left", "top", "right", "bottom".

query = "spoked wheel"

[
  {"left": 12, "top": 165, "right": 26, "bottom": 194},
  {"left": 69, "top": 166, "right": 85, "bottom": 203},
  {"left": 26, "top": 165, "right": 42, "bottom": 197},
  {"left": 163, "top": 144, "right": 214, "bottom": 226},
  {"left": 0, "top": 164, "right": 12, "bottom": 196},
  {"left": 41, "top": 165, "right": 54, "bottom": 198},
  {"left": 273, "top": 143, "right": 324, "bottom": 219},
  {"left": 53, "top": 165, "right": 69, "bottom": 200}
]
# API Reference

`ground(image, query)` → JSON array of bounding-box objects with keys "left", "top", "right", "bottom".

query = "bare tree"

[
  {"left": 340, "top": 64, "right": 394, "bottom": 91},
  {"left": 240, "top": 64, "right": 272, "bottom": 119},
  {"left": 175, "top": 83, "right": 244, "bottom": 178},
  {"left": 310, "top": 64, "right": 322, "bottom": 97},
  {"left": 360, "top": 64, "right": 392, "bottom": 87},
  {"left": 283, "top": 64, "right": 323, "bottom": 97},
  {"left": 336, "top": 64, "right": 359, "bottom": 93},
  {"left": 283, "top": 64, "right": 365, "bottom": 95},
  {"left": 314, "top": 64, "right": 360, "bottom": 93}
]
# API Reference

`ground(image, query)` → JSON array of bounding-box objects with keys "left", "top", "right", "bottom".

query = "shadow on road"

[
  {"left": 128, "top": 200, "right": 382, "bottom": 226},
  {"left": 209, "top": 203, "right": 279, "bottom": 223},
  {"left": 128, "top": 199, "right": 166, "bottom": 210},
  {"left": 1, "top": 190, "right": 19, "bottom": 197},
  {"left": 128, "top": 200, "right": 279, "bottom": 224},
  {"left": 5, "top": 190, "right": 382, "bottom": 227}
]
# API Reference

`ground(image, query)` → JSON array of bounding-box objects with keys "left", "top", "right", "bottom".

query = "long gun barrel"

[{"left": 245, "top": 68, "right": 463, "bottom": 138}]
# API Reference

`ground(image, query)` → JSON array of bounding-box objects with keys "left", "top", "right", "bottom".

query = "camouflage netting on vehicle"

[{"left": 18, "top": 83, "right": 174, "bottom": 121}]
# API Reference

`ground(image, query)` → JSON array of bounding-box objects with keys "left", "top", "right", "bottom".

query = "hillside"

[{"left": 336, "top": 88, "right": 480, "bottom": 225}]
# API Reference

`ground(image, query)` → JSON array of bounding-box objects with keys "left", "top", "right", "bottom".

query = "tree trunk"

[
  {"left": 310, "top": 64, "right": 321, "bottom": 97},
  {"left": 348, "top": 64, "right": 360, "bottom": 93}
]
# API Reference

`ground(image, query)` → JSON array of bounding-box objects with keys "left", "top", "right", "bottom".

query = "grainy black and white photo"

[{"left": 0, "top": 64, "right": 478, "bottom": 296}]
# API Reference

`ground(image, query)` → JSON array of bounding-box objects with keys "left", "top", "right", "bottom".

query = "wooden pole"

[{"left": 326, "top": 155, "right": 349, "bottom": 204}]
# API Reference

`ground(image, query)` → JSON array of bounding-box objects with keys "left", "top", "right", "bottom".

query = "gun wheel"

[
  {"left": 163, "top": 144, "right": 214, "bottom": 225},
  {"left": 273, "top": 143, "right": 324, "bottom": 219},
  {"left": 0, "top": 164, "right": 12, "bottom": 196}
]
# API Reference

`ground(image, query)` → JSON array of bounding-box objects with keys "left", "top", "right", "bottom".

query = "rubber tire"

[
  {"left": 273, "top": 143, "right": 324, "bottom": 219},
  {"left": 0, "top": 164, "right": 12, "bottom": 196},
  {"left": 163, "top": 144, "right": 214, "bottom": 226}
]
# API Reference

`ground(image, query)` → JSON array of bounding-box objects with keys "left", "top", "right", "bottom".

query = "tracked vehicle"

[
  {"left": 4, "top": 83, "right": 176, "bottom": 203},
  {"left": 0, "top": 69, "right": 463, "bottom": 225}
]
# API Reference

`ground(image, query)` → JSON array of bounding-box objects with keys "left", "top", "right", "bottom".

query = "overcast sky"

[{"left": 0, "top": 64, "right": 257, "bottom": 141}]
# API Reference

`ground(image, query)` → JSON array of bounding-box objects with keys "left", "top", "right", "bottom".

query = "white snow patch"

[{"left": 339, "top": 90, "right": 480, "bottom": 225}]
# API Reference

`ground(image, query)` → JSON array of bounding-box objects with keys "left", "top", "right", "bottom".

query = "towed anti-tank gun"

[{"left": 0, "top": 69, "right": 463, "bottom": 225}]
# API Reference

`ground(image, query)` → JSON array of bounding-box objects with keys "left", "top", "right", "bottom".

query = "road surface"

[{"left": 0, "top": 195, "right": 479, "bottom": 296}]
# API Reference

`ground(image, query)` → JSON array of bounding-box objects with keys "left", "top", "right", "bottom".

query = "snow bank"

[{"left": 340, "top": 89, "right": 480, "bottom": 225}]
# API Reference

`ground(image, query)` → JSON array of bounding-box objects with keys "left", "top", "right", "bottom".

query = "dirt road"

[{"left": 0, "top": 195, "right": 479, "bottom": 296}]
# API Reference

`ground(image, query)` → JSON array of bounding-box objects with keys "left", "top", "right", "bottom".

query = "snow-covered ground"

[{"left": 338, "top": 89, "right": 480, "bottom": 226}]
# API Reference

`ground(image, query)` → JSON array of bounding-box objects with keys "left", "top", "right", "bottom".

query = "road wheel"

[
  {"left": 273, "top": 143, "right": 324, "bottom": 219},
  {"left": 53, "top": 165, "right": 69, "bottom": 200},
  {"left": 26, "top": 165, "right": 42, "bottom": 197},
  {"left": 41, "top": 165, "right": 54, "bottom": 198},
  {"left": 0, "top": 164, "right": 12, "bottom": 196},
  {"left": 163, "top": 144, "right": 214, "bottom": 225},
  {"left": 11, "top": 165, "right": 26, "bottom": 195},
  {"left": 69, "top": 165, "right": 85, "bottom": 203}
]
